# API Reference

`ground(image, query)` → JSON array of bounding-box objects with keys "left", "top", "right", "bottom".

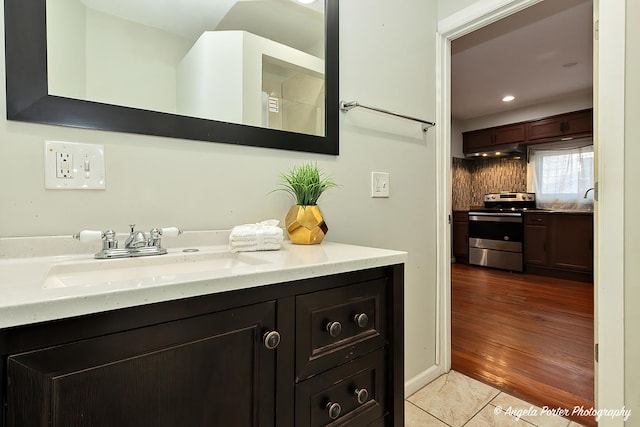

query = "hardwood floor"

[{"left": 451, "top": 263, "right": 595, "bottom": 426}]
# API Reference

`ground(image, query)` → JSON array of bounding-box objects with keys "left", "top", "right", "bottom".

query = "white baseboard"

[{"left": 404, "top": 364, "right": 447, "bottom": 398}]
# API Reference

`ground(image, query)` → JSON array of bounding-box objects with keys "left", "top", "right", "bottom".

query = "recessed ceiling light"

[
  {"left": 297, "top": 0, "right": 316, "bottom": 3},
  {"left": 495, "top": 152, "right": 501, "bottom": 156},
  {"left": 502, "top": 95, "right": 515, "bottom": 102}
]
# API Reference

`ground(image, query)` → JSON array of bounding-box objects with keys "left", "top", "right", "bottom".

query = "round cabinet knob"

[
  {"left": 354, "top": 388, "right": 369, "bottom": 405},
  {"left": 263, "top": 331, "right": 281, "bottom": 350},
  {"left": 326, "top": 321, "right": 342, "bottom": 338},
  {"left": 326, "top": 402, "right": 342, "bottom": 420},
  {"left": 353, "top": 313, "right": 369, "bottom": 328}
]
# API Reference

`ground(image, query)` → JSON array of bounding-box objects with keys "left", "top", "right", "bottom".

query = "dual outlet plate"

[{"left": 44, "top": 141, "right": 106, "bottom": 190}]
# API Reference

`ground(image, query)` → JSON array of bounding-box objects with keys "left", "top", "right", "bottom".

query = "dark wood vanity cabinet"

[
  {"left": 524, "top": 212, "right": 593, "bottom": 281},
  {"left": 0, "top": 266, "right": 404, "bottom": 427},
  {"left": 7, "top": 303, "right": 277, "bottom": 427}
]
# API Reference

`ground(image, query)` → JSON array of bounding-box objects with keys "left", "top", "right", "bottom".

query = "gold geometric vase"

[{"left": 285, "top": 205, "right": 328, "bottom": 245}]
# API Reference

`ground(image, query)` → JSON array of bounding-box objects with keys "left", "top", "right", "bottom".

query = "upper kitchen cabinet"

[
  {"left": 463, "top": 123, "right": 525, "bottom": 151},
  {"left": 525, "top": 109, "right": 593, "bottom": 143}
]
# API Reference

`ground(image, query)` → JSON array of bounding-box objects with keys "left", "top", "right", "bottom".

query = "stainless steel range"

[{"left": 468, "top": 192, "right": 536, "bottom": 272}]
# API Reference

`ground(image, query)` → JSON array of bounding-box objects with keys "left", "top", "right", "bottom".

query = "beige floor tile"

[
  {"left": 568, "top": 422, "right": 587, "bottom": 427},
  {"left": 490, "top": 393, "right": 570, "bottom": 427},
  {"left": 405, "top": 401, "right": 449, "bottom": 427},
  {"left": 465, "top": 404, "right": 533, "bottom": 427},
  {"left": 407, "top": 371, "right": 500, "bottom": 427}
]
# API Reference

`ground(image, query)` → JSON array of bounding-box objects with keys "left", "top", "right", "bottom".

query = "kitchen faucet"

[
  {"left": 583, "top": 187, "right": 595, "bottom": 198},
  {"left": 74, "top": 225, "right": 182, "bottom": 259}
]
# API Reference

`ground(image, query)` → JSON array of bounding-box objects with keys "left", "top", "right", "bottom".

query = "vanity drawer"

[
  {"left": 295, "top": 278, "right": 388, "bottom": 381},
  {"left": 295, "top": 349, "right": 387, "bottom": 427}
]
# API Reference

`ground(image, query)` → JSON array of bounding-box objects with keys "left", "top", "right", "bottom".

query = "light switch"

[
  {"left": 45, "top": 141, "right": 106, "bottom": 190},
  {"left": 371, "top": 172, "right": 390, "bottom": 198}
]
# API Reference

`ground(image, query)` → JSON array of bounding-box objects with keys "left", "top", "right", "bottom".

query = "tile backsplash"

[{"left": 452, "top": 157, "right": 527, "bottom": 210}]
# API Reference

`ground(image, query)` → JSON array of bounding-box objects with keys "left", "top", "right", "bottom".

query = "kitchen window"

[{"left": 528, "top": 143, "right": 594, "bottom": 210}]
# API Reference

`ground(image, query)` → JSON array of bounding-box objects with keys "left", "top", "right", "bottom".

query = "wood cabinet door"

[
  {"left": 7, "top": 302, "right": 278, "bottom": 427},
  {"left": 494, "top": 124, "right": 525, "bottom": 145},
  {"left": 548, "top": 215, "right": 593, "bottom": 272},
  {"left": 463, "top": 128, "right": 494, "bottom": 150},
  {"left": 524, "top": 225, "right": 548, "bottom": 266},
  {"left": 563, "top": 109, "right": 593, "bottom": 136},
  {"left": 526, "top": 116, "right": 565, "bottom": 141},
  {"left": 452, "top": 219, "right": 469, "bottom": 260}
]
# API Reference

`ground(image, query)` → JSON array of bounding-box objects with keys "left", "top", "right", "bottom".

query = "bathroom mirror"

[{"left": 4, "top": 0, "right": 339, "bottom": 154}]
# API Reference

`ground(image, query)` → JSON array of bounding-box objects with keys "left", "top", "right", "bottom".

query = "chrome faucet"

[
  {"left": 124, "top": 224, "right": 148, "bottom": 249},
  {"left": 74, "top": 225, "right": 182, "bottom": 259},
  {"left": 584, "top": 187, "right": 595, "bottom": 198}
]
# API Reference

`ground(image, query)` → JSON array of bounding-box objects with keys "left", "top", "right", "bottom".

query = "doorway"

[{"left": 435, "top": 0, "right": 626, "bottom": 424}]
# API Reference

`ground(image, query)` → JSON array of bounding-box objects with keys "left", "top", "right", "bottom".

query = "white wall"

[
  {"left": 0, "top": 0, "right": 438, "bottom": 388},
  {"left": 438, "top": 0, "right": 481, "bottom": 20},
  {"left": 625, "top": 0, "right": 640, "bottom": 422}
]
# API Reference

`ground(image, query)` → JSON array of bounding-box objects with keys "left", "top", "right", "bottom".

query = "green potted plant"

[{"left": 276, "top": 162, "right": 338, "bottom": 244}]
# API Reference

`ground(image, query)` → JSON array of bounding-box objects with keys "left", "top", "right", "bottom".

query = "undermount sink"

[{"left": 42, "top": 249, "right": 269, "bottom": 289}]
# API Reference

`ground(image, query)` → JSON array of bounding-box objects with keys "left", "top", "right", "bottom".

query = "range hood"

[{"left": 464, "top": 143, "right": 526, "bottom": 158}]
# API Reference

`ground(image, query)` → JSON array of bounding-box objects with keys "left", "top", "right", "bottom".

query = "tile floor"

[{"left": 405, "top": 371, "right": 586, "bottom": 427}]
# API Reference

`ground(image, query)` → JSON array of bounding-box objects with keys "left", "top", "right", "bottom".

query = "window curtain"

[{"left": 528, "top": 144, "right": 594, "bottom": 211}]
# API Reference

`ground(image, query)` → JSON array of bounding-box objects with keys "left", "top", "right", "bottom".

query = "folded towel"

[{"left": 229, "top": 220, "right": 284, "bottom": 253}]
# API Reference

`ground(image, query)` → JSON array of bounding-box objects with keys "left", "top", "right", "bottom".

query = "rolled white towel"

[
  {"left": 230, "top": 242, "right": 282, "bottom": 253},
  {"left": 229, "top": 220, "right": 283, "bottom": 252}
]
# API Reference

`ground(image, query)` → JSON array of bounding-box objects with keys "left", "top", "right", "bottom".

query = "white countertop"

[{"left": 0, "top": 231, "right": 407, "bottom": 329}]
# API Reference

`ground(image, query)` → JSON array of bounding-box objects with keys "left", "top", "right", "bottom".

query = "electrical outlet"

[
  {"left": 371, "top": 172, "right": 390, "bottom": 198},
  {"left": 56, "top": 152, "right": 73, "bottom": 178},
  {"left": 45, "top": 141, "right": 106, "bottom": 190}
]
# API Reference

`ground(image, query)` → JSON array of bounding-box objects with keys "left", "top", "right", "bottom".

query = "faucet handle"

[
  {"left": 147, "top": 227, "right": 182, "bottom": 248},
  {"left": 73, "top": 230, "right": 104, "bottom": 242},
  {"left": 160, "top": 227, "right": 182, "bottom": 237},
  {"left": 73, "top": 229, "right": 118, "bottom": 250}
]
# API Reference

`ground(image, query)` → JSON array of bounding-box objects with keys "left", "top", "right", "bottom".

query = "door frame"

[{"left": 435, "top": 0, "right": 625, "bottom": 423}]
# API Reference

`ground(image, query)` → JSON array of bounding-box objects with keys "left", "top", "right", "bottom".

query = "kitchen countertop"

[{"left": 0, "top": 231, "right": 407, "bottom": 329}]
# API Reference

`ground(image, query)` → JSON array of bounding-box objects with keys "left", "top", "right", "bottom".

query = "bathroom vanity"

[{"left": 0, "top": 234, "right": 406, "bottom": 426}]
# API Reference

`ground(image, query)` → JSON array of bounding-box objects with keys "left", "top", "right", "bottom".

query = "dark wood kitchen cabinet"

[
  {"left": 548, "top": 214, "right": 593, "bottom": 274},
  {"left": 524, "top": 212, "right": 549, "bottom": 266},
  {"left": 1, "top": 266, "right": 404, "bottom": 427},
  {"left": 452, "top": 211, "right": 469, "bottom": 264},
  {"left": 525, "top": 109, "right": 593, "bottom": 143},
  {"left": 524, "top": 212, "right": 593, "bottom": 281},
  {"left": 463, "top": 123, "right": 525, "bottom": 151},
  {"left": 462, "top": 109, "right": 593, "bottom": 156}
]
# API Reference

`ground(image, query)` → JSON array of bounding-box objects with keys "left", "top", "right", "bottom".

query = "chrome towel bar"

[{"left": 340, "top": 100, "right": 435, "bottom": 132}]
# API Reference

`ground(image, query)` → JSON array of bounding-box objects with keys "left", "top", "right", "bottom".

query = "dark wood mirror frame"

[{"left": 4, "top": 0, "right": 339, "bottom": 155}]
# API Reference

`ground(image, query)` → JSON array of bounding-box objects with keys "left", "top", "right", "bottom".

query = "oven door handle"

[{"left": 468, "top": 214, "right": 522, "bottom": 223}]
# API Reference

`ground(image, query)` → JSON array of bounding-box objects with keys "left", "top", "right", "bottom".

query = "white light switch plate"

[
  {"left": 371, "top": 172, "right": 390, "bottom": 198},
  {"left": 44, "top": 141, "right": 106, "bottom": 190}
]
